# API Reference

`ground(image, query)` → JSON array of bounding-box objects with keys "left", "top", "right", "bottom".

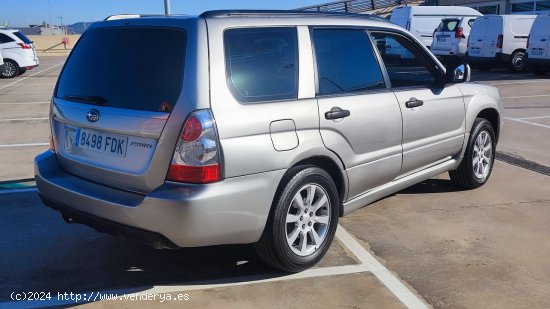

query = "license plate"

[
  {"left": 437, "top": 37, "right": 447, "bottom": 43},
  {"left": 470, "top": 49, "right": 481, "bottom": 55},
  {"left": 65, "top": 126, "right": 128, "bottom": 157},
  {"left": 532, "top": 49, "right": 544, "bottom": 56}
]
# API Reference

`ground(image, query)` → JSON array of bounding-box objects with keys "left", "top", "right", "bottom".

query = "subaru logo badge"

[{"left": 86, "top": 109, "right": 100, "bottom": 123}]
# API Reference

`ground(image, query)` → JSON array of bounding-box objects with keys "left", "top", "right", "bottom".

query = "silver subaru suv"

[{"left": 35, "top": 10, "right": 501, "bottom": 272}]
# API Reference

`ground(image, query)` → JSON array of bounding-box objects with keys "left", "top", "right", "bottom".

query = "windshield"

[{"left": 56, "top": 27, "right": 186, "bottom": 112}]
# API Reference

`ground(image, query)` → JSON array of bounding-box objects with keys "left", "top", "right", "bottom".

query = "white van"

[
  {"left": 391, "top": 6, "right": 482, "bottom": 48},
  {"left": 468, "top": 15, "right": 536, "bottom": 72},
  {"left": 526, "top": 13, "right": 550, "bottom": 75},
  {"left": 431, "top": 16, "right": 479, "bottom": 64}
]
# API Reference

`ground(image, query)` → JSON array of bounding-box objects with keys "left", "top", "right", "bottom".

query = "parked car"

[
  {"left": 431, "top": 17, "right": 479, "bottom": 65},
  {"left": 390, "top": 6, "right": 482, "bottom": 49},
  {"left": 467, "top": 15, "right": 536, "bottom": 72},
  {"left": 35, "top": 10, "right": 502, "bottom": 273},
  {"left": 0, "top": 47, "right": 4, "bottom": 73},
  {"left": 0, "top": 29, "right": 39, "bottom": 78},
  {"left": 526, "top": 13, "right": 550, "bottom": 75}
]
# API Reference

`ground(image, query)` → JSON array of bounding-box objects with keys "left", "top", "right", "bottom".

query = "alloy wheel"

[
  {"left": 285, "top": 184, "right": 331, "bottom": 257},
  {"left": 472, "top": 130, "right": 493, "bottom": 181}
]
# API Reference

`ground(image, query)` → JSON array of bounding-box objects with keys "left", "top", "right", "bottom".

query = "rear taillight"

[
  {"left": 166, "top": 109, "right": 221, "bottom": 184},
  {"left": 49, "top": 135, "right": 55, "bottom": 151},
  {"left": 496, "top": 34, "right": 503, "bottom": 49},
  {"left": 455, "top": 27, "right": 465, "bottom": 39},
  {"left": 17, "top": 43, "right": 32, "bottom": 49}
]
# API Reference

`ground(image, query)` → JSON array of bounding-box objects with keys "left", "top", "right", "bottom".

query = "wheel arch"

[
  {"left": 2, "top": 58, "right": 20, "bottom": 67},
  {"left": 512, "top": 48, "right": 527, "bottom": 55},
  {"left": 476, "top": 108, "right": 500, "bottom": 143},
  {"left": 277, "top": 155, "right": 348, "bottom": 217}
]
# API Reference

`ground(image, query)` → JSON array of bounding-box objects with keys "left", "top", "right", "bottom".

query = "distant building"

[
  {"left": 14, "top": 22, "right": 65, "bottom": 36},
  {"left": 435, "top": 0, "right": 550, "bottom": 14}
]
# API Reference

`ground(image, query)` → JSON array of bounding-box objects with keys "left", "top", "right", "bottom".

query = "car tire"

[
  {"left": 18, "top": 68, "right": 27, "bottom": 76},
  {"left": 533, "top": 68, "right": 549, "bottom": 76},
  {"left": 2, "top": 59, "right": 20, "bottom": 78},
  {"left": 449, "top": 118, "right": 496, "bottom": 189},
  {"left": 508, "top": 51, "right": 527, "bottom": 72},
  {"left": 255, "top": 166, "right": 339, "bottom": 273}
]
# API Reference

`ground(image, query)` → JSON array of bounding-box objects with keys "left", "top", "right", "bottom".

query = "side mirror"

[{"left": 448, "top": 63, "right": 471, "bottom": 83}]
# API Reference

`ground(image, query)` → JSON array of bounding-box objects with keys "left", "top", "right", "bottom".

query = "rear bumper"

[{"left": 35, "top": 150, "right": 285, "bottom": 248}]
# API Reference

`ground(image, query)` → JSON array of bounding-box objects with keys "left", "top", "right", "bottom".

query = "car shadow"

[
  {"left": 0, "top": 192, "right": 290, "bottom": 303},
  {"left": 398, "top": 178, "right": 466, "bottom": 195}
]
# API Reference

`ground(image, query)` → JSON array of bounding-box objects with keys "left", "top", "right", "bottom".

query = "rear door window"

[
  {"left": 436, "top": 19, "right": 459, "bottom": 32},
  {"left": 312, "top": 29, "right": 385, "bottom": 95},
  {"left": 0, "top": 33, "right": 15, "bottom": 44},
  {"left": 224, "top": 27, "right": 298, "bottom": 103},
  {"left": 56, "top": 27, "right": 186, "bottom": 112}
]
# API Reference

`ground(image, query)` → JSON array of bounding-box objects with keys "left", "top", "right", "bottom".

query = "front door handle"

[
  {"left": 325, "top": 106, "right": 351, "bottom": 120},
  {"left": 405, "top": 97, "right": 424, "bottom": 108},
  {"left": 541, "top": 38, "right": 547, "bottom": 42}
]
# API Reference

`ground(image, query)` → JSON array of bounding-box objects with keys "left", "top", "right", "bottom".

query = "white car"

[
  {"left": 526, "top": 13, "right": 550, "bottom": 75},
  {"left": 0, "top": 48, "right": 4, "bottom": 73},
  {"left": 467, "top": 15, "right": 536, "bottom": 72},
  {"left": 0, "top": 29, "right": 39, "bottom": 78},
  {"left": 432, "top": 17, "right": 479, "bottom": 65}
]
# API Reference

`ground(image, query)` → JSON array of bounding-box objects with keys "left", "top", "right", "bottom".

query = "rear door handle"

[
  {"left": 405, "top": 98, "right": 424, "bottom": 108},
  {"left": 541, "top": 38, "right": 547, "bottom": 42},
  {"left": 325, "top": 106, "right": 351, "bottom": 120}
]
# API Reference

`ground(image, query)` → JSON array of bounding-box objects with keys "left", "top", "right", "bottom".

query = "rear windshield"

[
  {"left": 13, "top": 31, "right": 32, "bottom": 44},
  {"left": 436, "top": 19, "right": 460, "bottom": 32},
  {"left": 56, "top": 27, "right": 186, "bottom": 112}
]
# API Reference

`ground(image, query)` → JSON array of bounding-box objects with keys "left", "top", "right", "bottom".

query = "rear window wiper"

[{"left": 63, "top": 95, "right": 107, "bottom": 106}]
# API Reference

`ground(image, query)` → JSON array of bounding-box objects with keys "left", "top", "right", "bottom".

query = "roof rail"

[
  {"left": 199, "top": 9, "right": 386, "bottom": 20},
  {"left": 104, "top": 14, "right": 178, "bottom": 21}
]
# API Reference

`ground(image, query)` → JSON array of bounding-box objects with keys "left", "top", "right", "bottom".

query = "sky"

[{"left": 2, "top": 0, "right": 327, "bottom": 27}]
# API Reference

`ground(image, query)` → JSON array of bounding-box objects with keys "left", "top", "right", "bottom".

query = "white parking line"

[
  {"left": 0, "top": 117, "right": 48, "bottom": 122},
  {"left": 0, "top": 143, "right": 48, "bottom": 148},
  {"left": 0, "top": 62, "right": 64, "bottom": 91},
  {"left": 0, "top": 101, "right": 50, "bottom": 105},
  {"left": 1, "top": 83, "right": 56, "bottom": 87},
  {"left": 517, "top": 115, "right": 550, "bottom": 120},
  {"left": 336, "top": 226, "right": 429, "bottom": 309},
  {"left": 0, "top": 224, "right": 428, "bottom": 308},
  {"left": 489, "top": 80, "right": 550, "bottom": 86},
  {"left": 504, "top": 117, "right": 550, "bottom": 129},
  {"left": 502, "top": 94, "right": 550, "bottom": 99}
]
